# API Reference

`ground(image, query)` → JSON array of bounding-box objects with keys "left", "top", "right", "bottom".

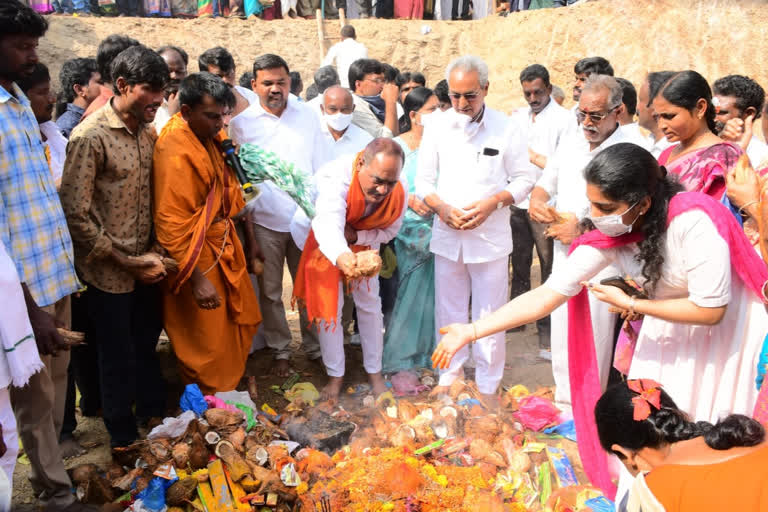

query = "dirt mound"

[{"left": 39, "top": 0, "right": 768, "bottom": 114}]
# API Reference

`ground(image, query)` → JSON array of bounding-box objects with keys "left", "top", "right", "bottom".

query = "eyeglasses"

[
  {"left": 576, "top": 106, "right": 618, "bottom": 124},
  {"left": 364, "top": 77, "right": 385, "bottom": 84},
  {"left": 449, "top": 90, "right": 481, "bottom": 101}
]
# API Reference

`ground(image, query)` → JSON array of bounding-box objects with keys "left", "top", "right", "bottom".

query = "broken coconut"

[
  {"left": 166, "top": 477, "right": 198, "bottom": 506},
  {"left": 204, "top": 408, "right": 244, "bottom": 435},
  {"left": 172, "top": 441, "right": 190, "bottom": 469},
  {"left": 215, "top": 440, "right": 252, "bottom": 482}
]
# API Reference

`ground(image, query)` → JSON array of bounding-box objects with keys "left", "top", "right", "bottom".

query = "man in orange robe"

[
  {"left": 294, "top": 139, "right": 408, "bottom": 400},
  {"left": 153, "top": 72, "right": 261, "bottom": 394}
]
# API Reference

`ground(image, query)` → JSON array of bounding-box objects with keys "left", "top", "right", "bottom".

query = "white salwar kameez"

[{"left": 545, "top": 209, "right": 766, "bottom": 422}]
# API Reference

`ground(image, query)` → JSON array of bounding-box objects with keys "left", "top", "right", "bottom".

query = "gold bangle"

[{"left": 738, "top": 200, "right": 759, "bottom": 216}]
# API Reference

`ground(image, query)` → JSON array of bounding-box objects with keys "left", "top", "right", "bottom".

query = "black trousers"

[
  {"left": 509, "top": 205, "right": 553, "bottom": 334},
  {"left": 116, "top": 0, "right": 138, "bottom": 15},
  {"left": 77, "top": 282, "right": 166, "bottom": 447},
  {"left": 450, "top": 0, "right": 469, "bottom": 19}
]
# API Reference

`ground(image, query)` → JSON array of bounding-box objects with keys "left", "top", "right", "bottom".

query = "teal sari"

[{"left": 382, "top": 137, "right": 436, "bottom": 373}]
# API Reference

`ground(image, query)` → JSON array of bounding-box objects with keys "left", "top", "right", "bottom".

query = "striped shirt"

[{"left": 0, "top": 83, "right": 80, "bottom": 307}]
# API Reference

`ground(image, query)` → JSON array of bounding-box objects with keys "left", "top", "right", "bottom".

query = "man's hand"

[
  {"left": 528, "top": 197, "right": 556, "bottom": 224},
  {"left": 408, "top": 196, "right": 432, "bottom": 217},
  {"left": 122, "top": 252, "right": 167, "bottom": 284},
  {"left": 167, "top": 90, "right": 181, "bottom": 116},
  {"left": 381, "top": 83, "right": 399, "bottom": 105},
  {"left": 246, "top": 242, "right": 265, "bottom": 275},
  {"left": 336, "top": 252, "right": 358, "bottom": 279},
  {"left": 726, "top": 161, "right": 761, "bottom": 212},
  {"left": 344, "top": 223, "right": 358, "bottom": 245},
  {"left": 191, "top": 273, "right": 221, "bottom": 310},
  {"left": 460, "top": 198, "right": 496, "bottom": 230},
  {"left": 21, "top": 284, "right": 67, "bottom": 356},
  {"left": 528, "top": 148, "right": 546, "bottom": 169},
  {"left": 545, "top": 215, "right": 580, "bottom": 244},
  {"left": 720, "top": 115, "right": 754, "bottom": 152},
  {"left": 435, "top": 203, "right": 466, "bottom": 230}
]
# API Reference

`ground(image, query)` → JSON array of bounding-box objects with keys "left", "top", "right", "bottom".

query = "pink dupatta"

[{"left": 567, "top": 191, "right": 768, "bottom": 499}]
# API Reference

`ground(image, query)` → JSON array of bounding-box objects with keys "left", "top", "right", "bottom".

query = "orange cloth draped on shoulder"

[
  {"left": 153, "top": 113, "right": 261, "bottom": 394},
  {"left": 644, "top": 442, "right": 768, "bottom": 511},
  {"left": 293, "top": 152, "right": 405, "bottom": 328}
]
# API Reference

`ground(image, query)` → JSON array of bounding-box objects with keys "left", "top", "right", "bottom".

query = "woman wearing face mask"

[
  {"left": 432, "top": 143, "right": 768, "bottom": 497},
  {"left": 595, "top": 380, "right": 768, "bottom": 512},
  {"left": 652, "top": 71, "right": 742, "bottom": 200},
  {"left": 381, "top": 87, "right": 440, "bottom": 373}
]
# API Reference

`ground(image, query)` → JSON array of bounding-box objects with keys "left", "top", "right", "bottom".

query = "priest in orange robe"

[
  {"left": 153, "top": 72, "right": 261, "bottom": 394},
  {"left": 294, "top": 139, "right": 408, "bottom": 400}
]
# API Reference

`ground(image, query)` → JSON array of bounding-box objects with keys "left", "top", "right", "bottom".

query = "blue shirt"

[
  {"left": 0, "top": 83, "right": 80, "bottom": 307},
  {"left": 55, "top": 102, "right": 85, "bottom": 139}
]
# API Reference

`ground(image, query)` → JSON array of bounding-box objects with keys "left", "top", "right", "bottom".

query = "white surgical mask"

[
  {"left": 589, "top": 201, "right": 639, "bottom": 237},
  {"left": 325, "top": 112, "right": 353, "bottom": 132}
]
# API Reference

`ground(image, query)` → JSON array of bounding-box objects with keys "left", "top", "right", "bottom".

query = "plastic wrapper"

[
  {"left": 390, "top": 371, "right": 429, "bottom": 396},
  {"left": 204, "top": 396, "right": 238, "bottom": 412},
  {"left": 284, "top": 382, "right": 320, "bottom": 407},
  {"left": 585, "top": 496, "right": 615, "bottom": 512},
  {"left": 546, "top": 445, "right": 578, "bottom": 488},
  {"left": 136, "top": 476, "right": 176, "bottom": 512},
  {"left": 514, "top": 395, "right": 561, "bottom": 431},
  {"left": 147, "top": 411, "right": 197, "bottom": 440},
  {"left": 215, "top": 390, "right": 257, "bottom": 411},
  {"left": 179, "top": 384, "right": 208, "bottom": 415},
  {"left": 543, "top": 419, "right": 577, "bottom": 442}
]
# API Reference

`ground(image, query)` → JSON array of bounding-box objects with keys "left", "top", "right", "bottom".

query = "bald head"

[
  {"left": 321, "top": 85, "right": 354, "bottom": 116},
  {"left": 358, "top": 138, "right": 404, "bottom": 205}
]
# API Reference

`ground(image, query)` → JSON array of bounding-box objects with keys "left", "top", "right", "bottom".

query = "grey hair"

[
  {"left": 551, "top": 85, "right": 565, "bottom": 101},
  {"left": 445, "top": 55, "right": 489, "bottom": 87},
  {"left": 582, "top": 74, "right": 623, "bottom": 109}
]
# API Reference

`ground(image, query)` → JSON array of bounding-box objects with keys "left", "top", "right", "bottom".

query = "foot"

[
  {"left": 480, "top": 392, "right": 501, "bottom": 410},
  {"left": 271, "top": 358, "right": 292, "bottom": 377},
  {"left": 368, "top": 373, "right": 388, "bottom": 396},
  {"left": 429, "top": 384, "right": 450, "bottom": 397},
  {"left": 59, "top": 436, "right": 87, "bottom": 459},
  {"left": 320, "top": 376, "right": 344, "bottom": 402}
]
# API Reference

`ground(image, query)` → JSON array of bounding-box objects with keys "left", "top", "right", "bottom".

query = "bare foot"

[
  {"left": 320, "top": 376, "right": 344, "bottom": 402},
  {"left": 480, "top": 392, "right": 501, "bottom": 411},
  {"left": 59, "top": 436, "right": 86, "bottom": 459},
  {"left": 271, "top": 358, "right": 292, "bottom": 377},
  {"left": 368, "top": 372, "right": 388, "bottom": 396},
  {"left": 429, "top": 385, "right": 450, "bottom": 397}
]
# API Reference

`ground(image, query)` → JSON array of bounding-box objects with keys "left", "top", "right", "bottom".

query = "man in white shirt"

[
  {"left": 349, "top": 58, "right": 400, "bottom": 139},
  {"left": 294, "top": 139, "right": 408, "bottom": 400},
  {"left": 306, "top": 65, "right": 340, "bottom": 119},
  {"left": 570, "top": 57, "right": 614, "bottom": 126},
  {"left": 509, "top": 64, "right": 573, "bottom": 353},
  {"left": 638, "top": 71, "right": 675, "bottom": 158},
  {"left": 416, "top": 56, "right": 536, "bottom": 399},
  {"left": 529, "top": 74, "right": 629, "bottom": 405},
  {"left": 713, "top": 74, "right": 768, "bottom": 167},
  {"left": 322, "top": 25, "right": 368, "bottom": 89},
  {"left": 615, "top": 77, "right": 653, "bottom": 151},
  {"left": 229, "top": 54, "right": 326, "bottom": 377},
  {"left": 153, "top": 45, "right": 188, "bottom": 133}
]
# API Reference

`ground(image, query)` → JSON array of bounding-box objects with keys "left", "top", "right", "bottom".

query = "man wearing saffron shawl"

[
  {"left": 153, "top": 72, "right": 261, "bottom": 394},
  {"left": 294, "top": 139, "right": 408, "bottom": 400}
]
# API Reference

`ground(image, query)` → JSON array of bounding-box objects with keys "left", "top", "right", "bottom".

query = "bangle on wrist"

[
  {"left": 738, "top": 200, "right": 759, "bottom": 216},
  {"left": 471, "top": 322, "right": 478, "bottom": 344},
  {"left": 629, "top": 296, "right": 637, "bottom": 315}
]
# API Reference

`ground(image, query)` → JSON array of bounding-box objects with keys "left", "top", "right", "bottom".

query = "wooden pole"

[
  {"left": 339, "top": 7, "right": 346, "bottom": 27},
  {"left": 315, "top": 8, "right": 325, "bottom": 65}
]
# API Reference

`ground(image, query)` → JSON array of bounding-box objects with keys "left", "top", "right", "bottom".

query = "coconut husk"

[
  {"left": 249, "top": 465, "right": 282, "bottom": 492},
  {"left": 80, "top": 475, "right": 116, "bottom": 504},
  {"left": 464, "top": 415, "right": 501, "bottom": 444},
  {"left": 397, "top": 401, "right": 419, "bottom": 423},
  {"left": 448, "top": 379, "right": 467, "bottom": 400},
  {"left": 410, "top": 415, "right": 434, "bottom": 444},
  {"left": 227, "top": 427, "right": 246, "bottom": 452},
  {"left": 188, "top": 432, "right": 210, "bottom": 470},
  {"left": 104, "top": 463, "right": 125, "bottom": 482},
  {"left": 469, "top": 439, "right": 506, "bottom": 467},
  {"left": 391, "top": 424, "right": 417, "bottom": 448},
  {"left": 204, "top": 408, "right": 244, "bottom": 434},
  {"left": 265, "top": 444, "right": 290, "bottom": 470},
  {"left": 112, "top": 441, "right": 151, "bottom": 468},
  {"left": 216, "top": 440, "right": 252, "bottom": 482},
  {"left": 245, "top": 445, "right": 269, "bottom": 466},
  {"left": 149, "top": 438, "right": 172, "bottom": 462},
  {"left": 69, "top": 463, "right": 100, "bottom": 485},
  {"left": 353, "top": 250, "right": 382, "bottom": 279},
  {"left": 111, "top": 468, "right": 143, "bottom": 492},
  {"left": 166, "top": 477, "right": 198, "bottom": 506},
  {"left": 172, "top": 441, "right": 190, "bottom": 469}
]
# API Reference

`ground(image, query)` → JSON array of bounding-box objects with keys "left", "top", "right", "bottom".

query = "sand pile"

[{"left": 39, "top": 0, "right": 768, "bottom": 114}]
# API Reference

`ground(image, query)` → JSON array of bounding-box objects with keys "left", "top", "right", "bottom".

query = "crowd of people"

[
  {"left": 3, "top": 0, "right": 768, "bottom": 510},
  {"left": 19, "top": 0, "right": 579, "bottom": 21}
]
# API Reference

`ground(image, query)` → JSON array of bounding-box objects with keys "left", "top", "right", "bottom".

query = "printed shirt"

[
  {"left": 0, "top": 83, "right": 80, "bottom": 307},
  {"left": 59, "top": 99, "right": 156, "bottom": 293}
]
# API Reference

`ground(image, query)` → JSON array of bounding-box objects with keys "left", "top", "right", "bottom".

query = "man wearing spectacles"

[
  {"left": 415, "top": 55, "right": 536, "bottom": 401},
  {"left": 348, "top": 58, "right": 399, "bottom": 139},
  {"left": 528, "top": 74, "right": 632, "bottom": 406}
]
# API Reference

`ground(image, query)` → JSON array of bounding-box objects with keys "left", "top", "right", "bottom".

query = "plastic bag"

[
  {"left": 215, "top": 390, "right": 257, "bottom": 411},
  {"left": 543, "top": 420, "right": 577, "bottom": 442},
  {"left": 204, "top": 395, "right": 238, "bottom": 412},
  {"left": 284, "top": 382, "right": 320, "bottom": 406},
  {"left": 514, "top": 395, "right": 561, "bottom": 431},
  {"left": 390, "top": 371, "right": 428, "bottom": 396},
  {"left": 135, "top": 477, "right": 175, "bottom": 511},
  {"left": 147, "top": 410, "right": 196, "bottom": 440},
  {"left": 179, "top": 384, "right": 208, "bottom": 415}
]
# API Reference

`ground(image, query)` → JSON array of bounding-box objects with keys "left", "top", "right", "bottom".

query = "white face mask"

[
  {"left": 589, "top": 201, "right": 639, "bottom": 237},
  {"left": 325, "top": 111, "right": 353, "bottom": 132}
]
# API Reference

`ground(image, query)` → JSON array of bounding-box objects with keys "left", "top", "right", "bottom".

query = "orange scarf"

[{"left": 293, "top": 152, "right": 405, "bottom": 328}]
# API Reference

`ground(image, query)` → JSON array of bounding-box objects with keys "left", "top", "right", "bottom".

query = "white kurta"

[
  {"left": 311, "top": 156, "right": 408, "bottom": 376},
  {"left": 546, "top": 209, "right": 766, "bottom": 422},
  {"left": 536, "top": 125, "right": 634, "bottom": 404}
]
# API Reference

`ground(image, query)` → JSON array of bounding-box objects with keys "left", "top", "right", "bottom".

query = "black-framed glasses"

[
  {"left": 576, "top": 106, "right": 618, "bottom": 124},
  {"left": 449, "top": 90, "right": 481, "bottom": 101}
]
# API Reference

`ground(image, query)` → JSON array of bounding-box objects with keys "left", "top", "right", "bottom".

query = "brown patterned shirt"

[{"left": 60, "top": 99, "right": 156, "bottom": 294}]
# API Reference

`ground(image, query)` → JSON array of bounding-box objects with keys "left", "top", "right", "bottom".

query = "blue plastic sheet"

[
  {"left": 543, "top": 419, "right": 577, "bottom": 442},
  {"left": 179, "top": 383, "right": 208, "bottom": 415},
  {"left": 585, "top": 495, "right": 616, "bottom": 512},
  {"left": 136, "top": 477, "right": 176, "bottom": 511}
]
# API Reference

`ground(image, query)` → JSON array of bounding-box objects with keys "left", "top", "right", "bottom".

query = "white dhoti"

[
  {"left": 550, "top": 240, "right": 617, "bottom": 405},
  {"left": 434, "top": 253, "right": 509, "bottom": 394},
  {"left": 0, "top": 386, "right": 17, "bottom": 510},
  {"left": 318, "top": 279, "right": 384, "bottom": 377}
]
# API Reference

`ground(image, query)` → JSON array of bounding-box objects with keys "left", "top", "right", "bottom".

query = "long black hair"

[
  {"left": 583, "top": 143, "right": 684, "bottom": 294},
  {"left": 596, "top": 381, "right": 765, "bottom": 457},
  {"left": 658, "top": 70, "right": 717, "bottom": 133},
  {"left": 399, "top": 87, "right": 434, "bottom": 134}
]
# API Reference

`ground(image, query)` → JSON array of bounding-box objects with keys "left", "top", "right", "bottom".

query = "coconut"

[
  {"left": 227, "top": 427, "right": 246, "bottom": 452},
  {"left": 104, "top": 463, "right": 125, "bottom": 482},
  {"left": 111, "top": 468, "right": 143, "bottom": 491},
  {"left": 204, "top": 408, "right": 244, "bottom": 434},
  {"left": 80, "top": 475, "right": 116, "bottom": 505},
  {"left": 391, "top": 424, "right": 416, "bottom": 448},
  {"left": 69, "top": 463, "right": 99, "bottom": 485},
  {"left": 354, "top": 250, "right": 382, "bottom": 278},
  {"left": 464, "top": 415, "right": 501, "bottom": 444},
  {"left": 449, "top": 379, "right": 466, "bottom": 400},
  {"left": 204, "top": 431, "right": 221, "bottom": 445},
  {"left": 246, "top": 445, "right": 269, "bottom": 466},
  {"left": 216, "top": 440, "right": 252, "bottom": 482},
  {"left": 166, "top": 477, "right": 198, "bottom": 506},
  {"left": 172, "top": 441, "right": 190, "bottom": 469},
  {"left": 469, "top": 439, "right": 506, "bottom": 467},
  {"left": 240, "top": 476, "right": 262, "bottom": 493},
  {"left": 188, "top": 432, "right": 210, "bottom": 470},
  {"left": 149, "top": 438, "right": 172, "bottom": 462},
  {"left": 431, "top": 419, "right": 449, "bottom": 439},
  {"left": 397, "top": 401, "right": 419, "bottom": 423},
  {"left": 410, "top": 415, "right": 434, "bottom": 443}
]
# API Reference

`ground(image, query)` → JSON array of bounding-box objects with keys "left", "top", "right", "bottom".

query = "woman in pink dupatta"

[
  {"left": 652, "top": 70, "right": 742, "bottom": 200},
  {"left": 431, "top": 143, "right": 768, "bottom": 499}
]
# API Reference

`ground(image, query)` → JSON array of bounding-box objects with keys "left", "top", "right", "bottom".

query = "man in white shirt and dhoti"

[{"left": 416, "top": 56, "right": 536, "bottom": 400}]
